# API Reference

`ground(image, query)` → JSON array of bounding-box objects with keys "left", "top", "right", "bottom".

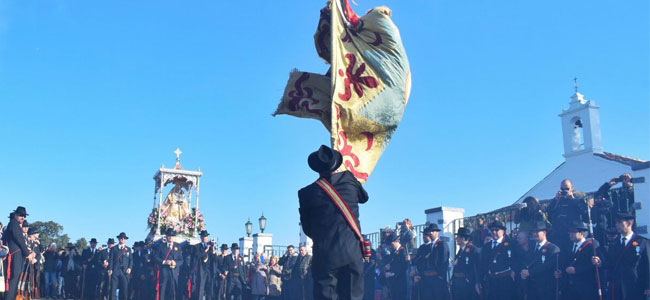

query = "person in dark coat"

[
  {"left": 384, "top": 234, "right": 408, "bottom": 300},
  {"left": 362, "top": 247, "right": 377, "bottom": 300},
  {"left": 224, "top": 243, "right": 246, "bottom": 300},
  {"left": 520, "top": 222, "right": 560, "bottom": 300},
  {"left": 81, "top": 238, "right": 101, "bottom": 300},
  {"left": 557, "top": 221, "right": 601, "bottom": 300},
  {"left": 416, "top": 224, "right": 449, "bottom": 300},
  {"left": 480, "top": 221, "right": 516, "bottom": 300},
  {"left": 594, "top": 212, "right": 650, "bottom": 300},
  {"left": 452, "top": 227, "right": 480, "bottom": 300},
  {"left": 290, "top": 245, "right": 313, "bottom": 300},
  {"left": 279, "top": 245, "right": 298, "bottom": 299},
  {"left": 43, "top": 242, "right": 60, "bottom": 299},
  {"left": 1, "top": 206, "right": 34, "bottom": 300},
  {"left": 99, "top": 238, "right": 116, "bottom": 299},
  {"left": 192, "top": 230, "right": 216, "bottom": 300},
  {"left": 513, "top": 230, "right": 534, "bottom": 299},
  {"left": 298, "top": 145, "right": 368, "bottom": 300},
  {"left": 215, "top": 244, "right": 229, "bottom": 300},
  {"left": 62, "top": 242, "right": 82, "bottom": 299},
  {"left": 156, "top": 229, "right": 184, "bottom": 300},
  {"left": 109, "top": 232, "right": 133, "bottom": 300},
  {"left": 546, "top": 179, "right": 587, "bottom": 261}
]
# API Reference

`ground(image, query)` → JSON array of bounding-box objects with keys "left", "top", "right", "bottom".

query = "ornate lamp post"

[
  {"left": 259, "top": 214, "right": 267, "bottom": 233},
  {"left": 245, "top": 219, "right": 253, "bottom": 237}
]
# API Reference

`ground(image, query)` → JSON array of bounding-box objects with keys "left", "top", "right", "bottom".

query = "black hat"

[
  {"left": 531, "top": 222, "right": 550, "bottom": 232},
  {"left": 220, "top": 244, "right": 229, "bottom": 250},
  {"left": 13, "top": 206, "right": 28, "bottom": 217},
  {"left": 89, "top": 238, "right": 98, "bottom": 244},
  {"left": 134, "top": 241, "right": 144, "bottom": 248},
  {"left": 165, "top": 228, "right": 176, "bottom": 237},
  {"left": 615, "top": 212, "right": 635, "bottom": 221},
  {"left": 488, "top": 221, "right": 506, "bottom": 231},
  {"left": 230, "top": 243, "right": 240, "bottom": 250},
  {"left": 66, "top": 243, "right": 75, "bottom": 249},
  {"left": 200, "top": 230, "right": 210, "bottom": 237},
  {"left": 308, "top": 145, "right": 343, "bottom": 174},
  {"left": 27, "top": 227, "right": 39, "bottom": 235},
  {"left": 568, "top": 221, "right": 588, "bottom": 232},
  {"left": 21, "top": 220, "right": 29, "bottom": 227},
  {"left": 423, "top": 224, "right": 441, "bottom": 234},
  {"left": 107, "top": 238, "right": 115, "bottom": 245},
  {"left": 385, "top": 234, "right": 399, "bottom": 243},
  {"left": 116, "top": 232, "right": 129, "bottom": 240},
  {"left": 455, "top": 227, "right": 471, "bottom": 237}
]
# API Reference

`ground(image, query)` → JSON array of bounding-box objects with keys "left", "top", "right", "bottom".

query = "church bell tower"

[{"left": 558, "top": 80, "right": 603, "bottom": 158}]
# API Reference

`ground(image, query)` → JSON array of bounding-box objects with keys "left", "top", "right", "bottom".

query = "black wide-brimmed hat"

[
  {"left": 27, "top": 227, "right": 39, "bottom": 235},
  {"left": 531, "top": 222, "right": 550, "bottom": 232},
  {"left": 66, "top": 243, "right": 75, "bottom": 249},
  {"left": 230, "top": 243, "right": 240, "bottom": 250},
  {"left": 455, "top": 227, "right": 471, "bottom": 237},
  {"left": 568, "top": 221, "right": 588, "bottom": 232},
  {"left": 615, "top": 212, "right": 635, "bottom": 221},
  {"left": 385, "top": 234, "right": 399, "bottom": 243},
  {"left": 308, "top": 145, "right": 343, "bottom": 174},
  {"left": 107, "top": 238, "right": 115, "bottom": 245},
  {"left": 116, "top": 232, "right": 129, "bottom": 240},
  {"left": 200, "top": 230, "right": 210, "bottom": 237},
  {"left": 89, "top": 238, "right": 98, "bottom": 244},
  {"left": 423, "top": 224, "right": 441, "bottom": 234},
  {"left": 13, "top": 206, "right": 28, "bottom": 217},
  {"left": 21, "top": 220, "right": 29, "bottom": 228},
  {"left": 165, "top": 228, "right": 176, "bottom": 237},
  {"left": 488, "top": 221, "right": 506, "bottom": 231},
  {"left": 220, "top": 244, "right": 229, "bottom": 250}
]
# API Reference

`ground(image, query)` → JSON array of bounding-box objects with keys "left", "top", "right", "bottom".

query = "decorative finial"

[
  {"left": 174, "top": 148, "right": 183, "bottom": 170},
  {"left": 573, "top": 76, "right": 578, "bottom": 93}
]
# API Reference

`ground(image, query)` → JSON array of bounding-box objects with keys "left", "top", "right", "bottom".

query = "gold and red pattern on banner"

[{"left": 275, "top": 0, "right": 411, "bottom": 184}]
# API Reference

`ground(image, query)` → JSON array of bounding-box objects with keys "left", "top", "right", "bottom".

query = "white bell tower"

[{"left": 558, "top": 78, "right": 603, "bottom": 158}]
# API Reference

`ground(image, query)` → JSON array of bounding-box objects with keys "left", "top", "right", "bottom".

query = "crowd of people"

[
  {"left": 0, "top": 206, "right": 316, "bottom": 300},
  {"left": 360, "top": 174, "right": 646, "bottom": 300}
]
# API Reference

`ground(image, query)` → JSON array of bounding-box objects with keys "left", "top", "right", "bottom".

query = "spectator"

[
  {"left": 43, "top": 243, "right": 59, "bottom": 299},
  {"left": 514, "top": 196, "right": 550, "bottom": 233},
  {"left": 397, "top": 219, "right": 417, "bottom": 254},
  {"left": 249, "top": 253, "right": 268, "bottom": 300},
  {"left": 470, "top": 216, "right": 489, "bottom": 246},
  {"left": 290, "top": 245, "right": 312, "bottom": 300},
  {"left": 267, "top": 255, "right": 283, "bottom": 300},
  {"left": 279, "top": 245, "right": 298, "bottom": 299},
  {"left": 546, "top": 179, "right": 587, "bottom": 259}
]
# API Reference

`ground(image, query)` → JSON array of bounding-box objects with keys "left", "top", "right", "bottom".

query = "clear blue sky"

[{"left": 0, "top": 1, "right": 647, "bottom": 246}]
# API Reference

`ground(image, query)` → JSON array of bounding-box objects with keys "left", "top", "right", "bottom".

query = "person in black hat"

[
  {"left": 383, "top": 233, "right": 408, "bottom": 300},
  {"left": 62, "top": 242, "right": 82, "bottom": 298},
  {"left": 109, "top": 232, "right": 133, "bottom": 300},
  {"left": 98, "top": 238, "right": 116, "bottom": 298},
  {"left": 224, "top": 242, "right": 246, "bottom": 300},
  {"left": 593, "top": 212, "right": 650, "bottom": 299},
  {"left": 298, "top": 145, "right": 369, "bottom": 300},
  {"left": 192, "top": 230, "right": 216, "bottom": 300},
  {"left": 451, "top": 227, "right": 480, "bottom": 300},
  {"left": 81, "top": 237, "right": 101, "bottom": 300},
  {"left": 480, "top": 220, "right": 516, "bottom": 300},
  {"left": 411, "top": 225, "right": 434, "bottom": 300},
  {"left": 215, "top": 243, "right": 230, "bottom": 299},
  {"left": 556, "top": 221, "right": 601, "bottom": 300},
  {"left": 414, "top": 223, "right": 449, "bottom": 300},
  {"left": 2, "top": 206, "right": 35, "bottom": 300},
  {"left": 519, "top": 222, "right": 559, "bottom": 300},
  {"left": 155, "top": 228, "right": 184, "bottom": 300}
]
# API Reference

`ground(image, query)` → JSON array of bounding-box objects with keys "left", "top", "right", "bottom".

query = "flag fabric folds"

[{"left": 275, "top": 0, "right": 411, "bottom": 184}]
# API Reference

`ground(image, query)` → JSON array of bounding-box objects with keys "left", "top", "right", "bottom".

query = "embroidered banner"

[{"left": 275, "top": 0, "right": 411, "bottom": 183}]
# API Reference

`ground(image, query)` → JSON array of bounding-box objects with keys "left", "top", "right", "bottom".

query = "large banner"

[{"left": 275, "top": 0, "right": 410, "bottom": 183}]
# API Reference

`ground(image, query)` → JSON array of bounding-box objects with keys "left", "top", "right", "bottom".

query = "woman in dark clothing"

[{"left": 515, "top": 196, "right": 550, "bottom": 233}]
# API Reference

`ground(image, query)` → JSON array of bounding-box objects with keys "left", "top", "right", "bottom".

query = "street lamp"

[
  {"left": 259, "top": 213, "right": 267, "bottom": 233},
  {"left": 245, "top": 219, "right": 252, "bottom": 237}
]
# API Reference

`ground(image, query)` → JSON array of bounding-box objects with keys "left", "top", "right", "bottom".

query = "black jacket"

[
  {"left": 109, "top": 245, "right": 133, "bottom": 273},
  {"left": 2, "top": 218, "right": 29, "bottom": 256},
  {"left": 299, "top": 171, "right": 368, "bottom": 269},
  {"left": 605, "top": 233, "right": 650, "bottom": 299}
]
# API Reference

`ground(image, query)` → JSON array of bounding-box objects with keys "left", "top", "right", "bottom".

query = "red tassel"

[{"left": 187, "top": 277, "right": 192, "bottom": 298}]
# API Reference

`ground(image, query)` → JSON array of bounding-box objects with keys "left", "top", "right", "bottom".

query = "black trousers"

[
  {"left": 312, "top": 259, "right": 363, "bottom": 300},
  {"left": 226, "top": 276, "right": 243, "bottom": 300},
  {"left": 83, "top": 269, "right": 100, "bottom": 300},
  {"left": 5, "top": 254, "right": 24, "bottom": 300},
  {"left": 64, "top": 270, "right": 79, "bottom": 298},
  {"left": 485, "top": 275, "right": 516, "bottom": 300},
  {"left": 451, "top": 277, "right": 476, "bottom": 300},
  {"left": 111, "top": 269, "right": 129, "bottom": 300},
  {"left": 159, "top": 269, "right": 178, "bottom": 300},
  {"left": 192, "top": 271, "right": 214, "bottom": 300}
]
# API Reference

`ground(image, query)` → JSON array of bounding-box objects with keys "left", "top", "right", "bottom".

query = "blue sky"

[{"left": 0, "top": 0, "right": 647, "bottom": 246}]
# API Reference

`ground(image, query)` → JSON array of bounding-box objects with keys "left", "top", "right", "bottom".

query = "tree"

[
  {"left": 75, "top": 237, "right": 88, "bottom": 254},
  {"left": 31, "top": 221, "right": 69, "bottom": 249}
]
